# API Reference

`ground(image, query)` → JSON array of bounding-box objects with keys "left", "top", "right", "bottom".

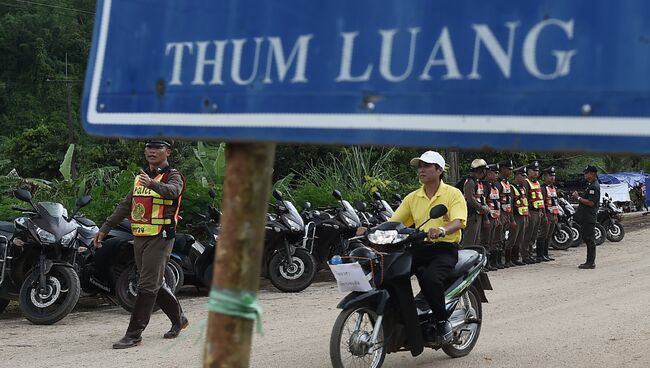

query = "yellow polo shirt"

[{"left": 389, "top": 181, "right": 467, "bottom": 244}]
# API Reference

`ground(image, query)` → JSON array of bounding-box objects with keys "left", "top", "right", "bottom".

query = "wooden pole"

[{"left": 203, "top": 142, "right": 276, "bottom": 368}]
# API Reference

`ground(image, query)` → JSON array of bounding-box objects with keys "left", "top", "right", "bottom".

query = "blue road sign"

[{"left": 83, "top": 0, "right": 650, "bottom": 152}]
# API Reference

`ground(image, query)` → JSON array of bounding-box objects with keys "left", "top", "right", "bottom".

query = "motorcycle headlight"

[
  {"left": 36, "top": 228, "right": 56, "bottom": 244},
  {"left": 368, "top": 230, "right": 408, "bottom": 245},
  {"left": 285, "top": 217, "right": 302, "bottom": 231},
  {"left": 61, "top": 229, "right": 78, "bottom": 246}
]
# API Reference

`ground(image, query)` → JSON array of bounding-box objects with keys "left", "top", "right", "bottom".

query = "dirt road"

[{"left": 2, "top": 217, "right": 650, "bottom": 368}]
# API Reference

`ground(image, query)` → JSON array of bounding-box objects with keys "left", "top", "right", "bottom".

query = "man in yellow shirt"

[{"left": 390, "top": 150, "right": 467, "bottom": 344}]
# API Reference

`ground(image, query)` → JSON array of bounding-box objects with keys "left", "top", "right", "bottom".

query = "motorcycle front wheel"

[
  {"left": 605, "top": 220, "right": 625, "bottom": 242},
  {"left": 550, "top": 223, "right": 573, "bottom": 250},
  {"left": 268, "top": 248, "right": 316, "bottom": 293},
  {"left": 19, "top": 265, "right": 80, "bottom": 325},
  {"left": 168, "top": 258, "right": 185, "bottom": 293},
  {"left": 330, "top": 306, "right": 386, "bottom": 368},
  {"left": 443, "top": 285, "right": 483, "bottom": 358},
  {"left": 570, "top": 223, "right": 582, "bottom": 247},
  {"left": 115, "top": 263, "right": 176, "bottom": 313},
  {"left": 594, "top": 223, "right": 606, "bottom": 246}
]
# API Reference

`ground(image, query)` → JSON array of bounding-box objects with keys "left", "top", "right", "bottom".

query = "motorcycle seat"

[
  {"left": 0, "top": 221, "right": 15, "bottom": 234},
  {"left": 448, "top": 250, "right": 481, "bottom": 278}
]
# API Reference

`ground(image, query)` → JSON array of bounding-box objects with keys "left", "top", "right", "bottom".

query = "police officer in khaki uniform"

[
  {"left": 510, "top": 166, "right": 529, "bottom": 266},
  {"left": 461, "top": 159, "right": 490, "bottom": 247},
  {"left": 496, "top": 159, "right": 515, "bottom": 267},
  {"left": 537, "top": 167, "right": 559, "bottom": 262},
  {"left": 481, "top": 164, "right": 502, "bottom": 270},
  {"left": 522, "top": 160, "right": 545, "bottom": 264},
  {"left": 94, "top": 140, "right": 188, "bottom": 349},
  {"left": 572, "top": 165, "right": 600, "bottom": 269}
]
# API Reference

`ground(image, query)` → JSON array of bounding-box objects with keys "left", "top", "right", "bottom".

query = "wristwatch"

[{"left": 438, "top": 227, "right": 446, "bottom": 237}]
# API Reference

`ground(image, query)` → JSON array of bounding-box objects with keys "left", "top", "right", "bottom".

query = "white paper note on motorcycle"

[{"left": 329, "top": 262, "right": 373, "bottom": 293}]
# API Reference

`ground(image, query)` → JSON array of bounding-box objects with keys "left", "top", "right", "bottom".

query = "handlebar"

[{"left": 12, "top": 206, "right": 33, "bottom": 212}]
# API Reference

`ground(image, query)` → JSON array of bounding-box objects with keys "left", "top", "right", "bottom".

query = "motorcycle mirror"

[
  {"left": 208, "top": 188, "right": 217, "bottom": 199},
  {"left": 353, "top": 200, "right": 367, "bottom": 212},
  {"left": 14, "top": 188, "right": 33, "bottom": 203},
  {"left": 272, "top": 189, "right": 283, "bottom": 200},
  {"left": 332, "top": 190, "right": 342, "bottom": 200},
  {"left": 303, "top": 201, "right": 312, "bottom": 210},
  {"left": 392, "top": 193, "right": 402, "bottom": 201},
  {"left": 372, "top": 191, "right": 382, "bottom": 200},
  {"left": 429, "top": 204, "right": 448, "bottom": 219},
  {"left": 76, "top": 195, "right": 92, "bottom": 208}
]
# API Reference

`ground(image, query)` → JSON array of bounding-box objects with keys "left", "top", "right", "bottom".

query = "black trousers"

[
  {"left": 410, "top": 246, "right": 458, "bottom": 322},
  {"left": 579, "top": 221, "right": 596, "bottom": 263}
]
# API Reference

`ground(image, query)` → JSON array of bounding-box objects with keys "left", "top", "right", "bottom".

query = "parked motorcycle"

[
  {"left": 329, "top": 205, "right": 492, "bottom": 368},
  {"left": 263, "top": 190, "right": 316, "bottom": 292},
  {"left": 74, "top": 216, "right": 177, "bottom": 313},
  {"left": 551, "top": 196, "right": 578, "bottom": 250},
  {"left": 599, "top": 193, "right": 625, "bottom": 242},
  {"left": 302, "top": 190, "right": 363, "bottom": 270},
  {"left": 0, "top": 189, "right": 90, "bottom": 324}
]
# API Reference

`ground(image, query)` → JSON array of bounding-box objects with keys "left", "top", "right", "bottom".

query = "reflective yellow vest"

[
  {"left": 130, "top": 174, "right": 182, "bottom": 236},
  {"left": 513, "top": 185, "right": 529, "bottom": 216},
  {"left": 526, "top": 178, "right": 545, "bottom": 209}
]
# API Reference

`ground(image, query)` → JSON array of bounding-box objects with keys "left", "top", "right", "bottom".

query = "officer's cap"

[
  {"left": 544, "top": 166, "right": 556, "bottom": 176},
  {"left": 486, "top": 164, "right": 499, "bottom": 172},
  {"left": 145, "top": 139, "right": 173, "bottom": 149},
  {"left": 498, "top": 159, "right": 514, "bottom": 170},
  {"left": 513, "top": 166, "right": 527, "bottom": 176},
  {"left": 527, "top": 160, "right": 541, "bottom": 171},
  {"left": 583, "top": 165, "right": 598, "bottom": 173}
]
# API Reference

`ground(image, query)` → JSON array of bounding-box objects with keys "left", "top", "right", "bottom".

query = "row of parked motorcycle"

[
  {"left": 549, "top": 192, "right": 625, "bottom": 250},
  {"left": 0, "top": 184, "right": 625, "bottom": 325}
]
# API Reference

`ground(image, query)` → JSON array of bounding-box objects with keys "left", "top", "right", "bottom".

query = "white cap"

[{"left": 410, "top": 151, "right": 446, "bottom": 171}]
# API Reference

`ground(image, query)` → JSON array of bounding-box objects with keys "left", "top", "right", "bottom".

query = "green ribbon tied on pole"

[{"left": 207, "top": 287, "right": 263, "bottom": 335}]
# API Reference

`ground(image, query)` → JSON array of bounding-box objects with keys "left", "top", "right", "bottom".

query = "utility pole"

[
  {"left": 46, "top": 53, "right": 80, "bottom": 178},
  {"left": 447, "top": 150, "right": 460, "bottom": 184}
]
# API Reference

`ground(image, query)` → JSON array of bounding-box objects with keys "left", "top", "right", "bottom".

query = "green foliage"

[
  {"left": 192, "top": 142, "right": 226, "bottom": 192},
  {"left": 59, "top": 144, "right": 75, "bottom": 181}
]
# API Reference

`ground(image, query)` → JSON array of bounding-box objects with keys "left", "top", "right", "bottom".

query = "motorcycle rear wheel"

[
  {"left": 594, "top": 224, "right": 606, "bottom": 246},
  {"left": 19, "top": 265, "right": 80, "bottom": 325},
  {"left": 268, "top": 248, "right": 316, "bottom": 293},
  {"left": 330, "top": 306, "right": 386, "bottom": 368},
  {"left": 442, "top": 285, "right": 483, "bottom": 358},
  {"left": 115, "top": 263, "right": 176, "bottom": 313},
  {"left": 570, "top": 223, "right": 582, "bottom": 247},
  {"left": 605, "top": 220, "right": 625, "bottom": 242},
  {"left": 550, "top": 224, "right": 573, "bottom": 250}
]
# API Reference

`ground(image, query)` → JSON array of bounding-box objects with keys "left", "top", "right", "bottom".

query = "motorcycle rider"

[
  {"left": 496, "top": 160, "right": 515, "bottom": 267},
  {"left": 93, "top": 140, "right": 189, "bottom": 348},
  {"left": 390, "top": 150, "right": 467, "bottom": 344},
  {"left": 460, "top": 159, "right": 489, "bottom": 247},
  {"left": 522, "top": 160, "right": 545, "bottom": 264},
  {"left": 572, "top": 165, "right": 600, "bottom": 269},
  {"left": 481, "top": 164, "right": 502, "bottom": 270},
  {"left": 537, "top": 167, "right": 559, "bottom": 262},
  {"left": 510, "top": 166, "right": 529, "bottom": 266}
]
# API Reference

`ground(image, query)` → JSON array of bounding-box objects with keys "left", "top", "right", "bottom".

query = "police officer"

[
  {"left": 572, "top": 165, "right": 600, "bottom": 269},
  {"left": 461, "top": 159, "right": 490, "bottom": 247},
  {"left": 94, "top": 140, "right": 188, "bottom": 348},
  {"left": 481, "top": 164, "right": 502, "bottom": 270},
  {"left": 496, "top": 159, "right": 515, "bottom": 267},
  {"left": 510, "top": 166, "right": 529, "bottom": 266},
  {"left": 522, "top": 160, "right": 544, "bottom": 264},
  {"left": 537, "top": 167, "right": 559, "bottom": 262}
]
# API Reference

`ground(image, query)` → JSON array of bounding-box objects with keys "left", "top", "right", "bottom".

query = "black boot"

[
  {"left": 486, "top": 252, "right": 498, "bottom": 271},
  {"left": 504, "top": 248, "right": 514, "bottom": 267},
  {"left": 156, "top": 283, "right": 189, "bottom": 339},
  {"left": 113, "top": 290, "right": 157, "bottom": 349},
  {"left": 434, "top": 320, "right": 453, "bottom": 344},
  {"left": 543, "top": 240, "right": 555, "bottom": 261},
  {"left": 495, "top": 250, "right": 505, "bottom": 269},
  {"left": 535, "top": 241, "right": 546, "bottom": 262},
  {"left": 512, "top": 247, "right": 524, "bottom": 266}
]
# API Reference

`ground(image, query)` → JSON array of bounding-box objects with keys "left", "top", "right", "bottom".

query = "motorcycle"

[
  {"left": 302, "top": 190, "right": 363, "bottom": 270},
  {"left": 329, "top": 204, "right": 492, "bottom": 368},
  {"left": 74, "top": 216, "right": 177, "bottom": 313},
  {"left": 171, "top": 189, "right": 220, "bottom": 289},
  {"left": 550, "top": 196, "right": 578, "bottom": 250},
  {"left": 599, "top": 194, "right": 625, "bottom": 242},
  {"left": 0, "top": 189, "right": 90, "bottom": 324},
  {"left": 262, "top": 190, "right": 317, "bottom": 292}
]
